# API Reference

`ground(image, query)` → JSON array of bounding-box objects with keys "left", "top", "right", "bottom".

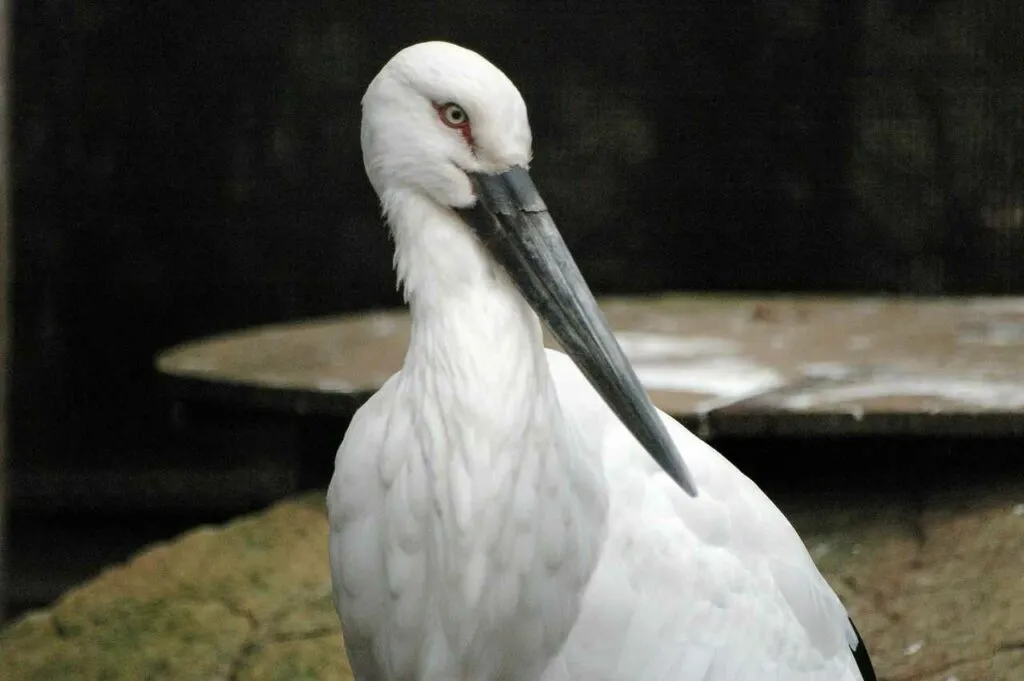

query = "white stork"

[{"left": 327, "top": 41, "right": 876, "bottom": 681}]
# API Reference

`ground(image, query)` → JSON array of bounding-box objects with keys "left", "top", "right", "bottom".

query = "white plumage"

[{"left": 328, "top": 41, "right": 875, "bottom": 681}]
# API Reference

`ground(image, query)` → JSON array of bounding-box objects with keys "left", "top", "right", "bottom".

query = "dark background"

[{"left": 5, "top": 0, "right": 1023, "bottom": 616}]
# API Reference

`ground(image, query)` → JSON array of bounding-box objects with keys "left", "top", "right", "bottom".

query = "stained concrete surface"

[{"left": 158, "top": 295, "right": 1024, "bottom": 437}]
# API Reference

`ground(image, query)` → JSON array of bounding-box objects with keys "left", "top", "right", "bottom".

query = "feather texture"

[{"left": 327, "top": 348, "right": 869, "bottom": 680}]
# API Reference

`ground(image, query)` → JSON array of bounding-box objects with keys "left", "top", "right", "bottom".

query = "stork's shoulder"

[
  {"left": 328, "top": 371, "right": 438, "bottom": 681},
  {"left": 544, "top": 349, "right": 859, "bottom": 677},
  {"left": 326, "top": 374, "right": 405, "bottom": 681},
  {"left": 327, "top": 371, "right": 403, "bottom": 525},
  {"left": 653, "top": 410, "right": 859, "bottom": 662}
]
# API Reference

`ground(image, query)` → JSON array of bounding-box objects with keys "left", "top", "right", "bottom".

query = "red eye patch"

[{"left": 434, "top": 102, "right": 475, "bottom": 149}]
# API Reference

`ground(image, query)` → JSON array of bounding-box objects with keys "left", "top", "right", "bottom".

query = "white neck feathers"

[{"left": 382, "top": 188, "right": 608, "bottom": 679}]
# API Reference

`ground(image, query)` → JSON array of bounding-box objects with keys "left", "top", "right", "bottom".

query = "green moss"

[
  {"left": 0, "top": 496, "right": 350, "bottom": 681},
  {"left": 0, "top": 598, "right": 250, "bottom": 681}
]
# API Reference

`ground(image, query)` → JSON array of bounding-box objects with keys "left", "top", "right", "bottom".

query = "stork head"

[
  {"left": 361, "top": 41, "right": 532, "bottom": 207},
  {"left": 361, "top": 42, "right": 697, "bottom": 497}
]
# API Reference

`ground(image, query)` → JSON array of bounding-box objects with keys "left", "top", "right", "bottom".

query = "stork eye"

[{"left": 439, "top": 102, "right": 469, "bottom": 128}]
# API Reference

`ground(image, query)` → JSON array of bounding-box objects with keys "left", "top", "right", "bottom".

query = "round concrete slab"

[{"left": 157, "top": 294, "right": 1024, "bottom": 437}]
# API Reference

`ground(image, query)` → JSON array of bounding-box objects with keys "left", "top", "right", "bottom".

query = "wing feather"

[
  {"left": 544, "top": 349, "right": 866, "bottom": 681},
  {"left": 328, "top": 374, "right": 412, "bottom": 681},
  {"left": 331, "top": 351, "right": 871, "bottom": 681}
]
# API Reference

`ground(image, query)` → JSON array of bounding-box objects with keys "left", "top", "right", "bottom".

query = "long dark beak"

[{"left": 457, "top": 166, "right": 698, "bottom": 497}]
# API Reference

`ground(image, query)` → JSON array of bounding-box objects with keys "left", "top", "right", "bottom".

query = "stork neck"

[
  {"left": 389, "top": 186, "right": 591, "bottom": 538},
  {"left": 387, "top": 189, "right": 546, "bottom": 370},
  {"left": 383, "top": 189, "right": 608, "bottom": 680},
  {"left": 387, "top": 187, "right": 578, "bottom": 491}
]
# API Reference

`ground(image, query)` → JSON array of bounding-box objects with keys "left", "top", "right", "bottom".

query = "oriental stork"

[{"left": 327, "top": 41, "right": 876, "bottom": 681}]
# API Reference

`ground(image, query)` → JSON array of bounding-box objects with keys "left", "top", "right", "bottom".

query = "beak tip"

[
  {"left": 670, "top": 460, "right": 699, "bottom": 498},
  {"left": 682, "top": 478, "right": 699, "bottom": 498},
  {"left": 648, "top": 427, "right": 699, "bottom": 498}
]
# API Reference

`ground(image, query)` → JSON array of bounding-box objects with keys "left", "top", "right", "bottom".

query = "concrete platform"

[{"left": 157, "top": 295, "right": 1024, "bottom": 438}]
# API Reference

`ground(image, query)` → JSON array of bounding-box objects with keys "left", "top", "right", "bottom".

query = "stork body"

[{"left": 328, "top": 42, "right": 875, "bottom": 681}]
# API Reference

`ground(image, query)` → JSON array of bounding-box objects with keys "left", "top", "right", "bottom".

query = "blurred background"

[{"left": 2, "top": 0, "right": 1023, "bottom": 619}]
